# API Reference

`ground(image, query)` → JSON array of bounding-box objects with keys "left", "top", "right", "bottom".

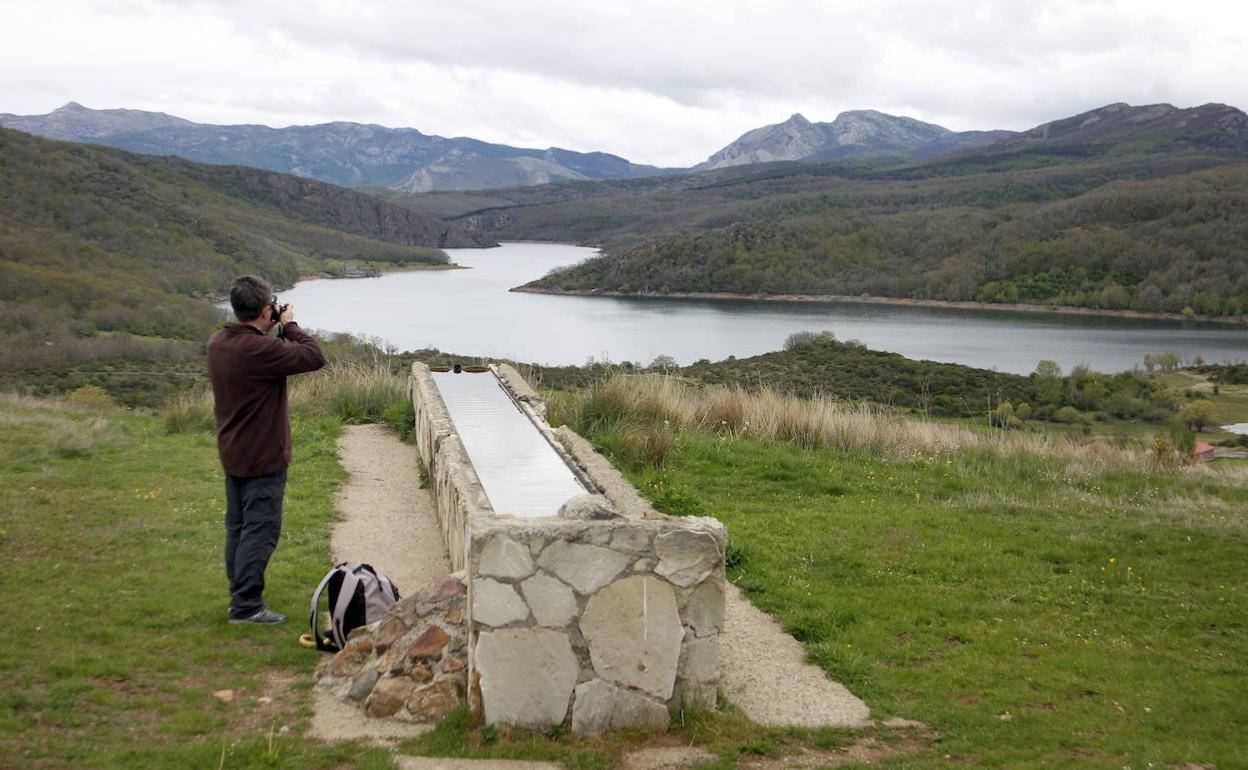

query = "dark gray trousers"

[{"left": 224, "top": 468, "right": 287, "bottom": 618}]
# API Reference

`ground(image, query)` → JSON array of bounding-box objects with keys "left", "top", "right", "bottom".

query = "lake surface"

[{"left": 278, "top": 242, "right": 1248, "bottom": 375}]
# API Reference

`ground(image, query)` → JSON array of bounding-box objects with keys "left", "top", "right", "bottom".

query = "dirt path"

[{"left": 313, "top": 423, "right": 870, "bottom": 743}]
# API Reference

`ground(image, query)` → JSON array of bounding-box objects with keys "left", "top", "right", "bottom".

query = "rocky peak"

[{"left": 697, "top": 108, "right": 971, "bottom": 170}]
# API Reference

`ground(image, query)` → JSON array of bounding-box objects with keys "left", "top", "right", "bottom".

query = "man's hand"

[{"left": 280, "top": 304, "right": 296, "bottom": 325}]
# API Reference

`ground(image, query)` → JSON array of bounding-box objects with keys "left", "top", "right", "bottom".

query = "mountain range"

[
  {"left": 0, "top": 102, "right": 674, "bottom": 192},
  {"left": 9, "top": 101, "right": 1243, "bottom": 193}
]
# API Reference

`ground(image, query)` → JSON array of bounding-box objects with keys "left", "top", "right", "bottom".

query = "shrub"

[
  {"left": 161, "top": 388, "right": 215, "bottom": 434},
  {"left": 65, "top": 385, "right": 116, "bottom": 410},
  {"left": 382, "top": 399, "right": 416, "bottom": 442},
  {"left": 1054, "top": 406, "right": 1081, "bottom": 424}
]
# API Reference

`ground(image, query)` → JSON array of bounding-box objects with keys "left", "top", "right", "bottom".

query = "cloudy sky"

[{"left": 2, "top": 0, "right": 1246, "bottom": 167}]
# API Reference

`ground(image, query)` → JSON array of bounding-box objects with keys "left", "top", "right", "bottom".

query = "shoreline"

[
  {"left": 293, "top": 261, "right": 468, "bottom": 283},
  {"left": 511, "top": 286, "right": 1248, "bottom": 327}
]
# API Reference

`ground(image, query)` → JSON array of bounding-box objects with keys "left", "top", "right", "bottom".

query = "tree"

[
  {"left": 1034, "top": 360, "right": 1063, "bottom": 379},
  {"left": 1033, "top": 360, "right": 1063, "bottom": 404},
  {"left": 1178, "top": 400, "right": 1216, "bottom": 432},
  {"left": 649, "top": 354, "right": 678, "bottom": 371}
]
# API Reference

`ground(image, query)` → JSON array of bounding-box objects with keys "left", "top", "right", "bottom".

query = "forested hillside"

[
  {"left": 526, "top": 161, "right": 1248, "bottom": 317},
  {"left": 0, "top": 128, "right": 488, "bottom": 370}
]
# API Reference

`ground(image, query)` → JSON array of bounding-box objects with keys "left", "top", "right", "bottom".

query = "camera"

[{"left": 269, "top": 295, "right": 289, "bottom": 324}]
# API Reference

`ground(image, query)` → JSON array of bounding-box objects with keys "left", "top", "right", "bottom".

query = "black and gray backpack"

[{"left": 309, "top": 562, "right": 400, "bottom": 652}]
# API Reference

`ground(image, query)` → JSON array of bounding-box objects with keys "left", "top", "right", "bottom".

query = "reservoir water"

[{"left": 279, "top": 242, "right": 1248, "bottom": 375}]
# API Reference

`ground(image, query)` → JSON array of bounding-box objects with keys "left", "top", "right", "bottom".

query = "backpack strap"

[
  {"left": 308, "top": 565, "right": 342, "bottom": 652},
  {"left": 331, "top": 568, "right": 366, "bottom": 649},
  {"left": 378, "top": 572, "right": 399, "bottom": 602}
]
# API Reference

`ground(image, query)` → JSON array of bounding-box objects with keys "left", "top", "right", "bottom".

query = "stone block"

[
  {"left": 365, "top": 676, "right": 414, "bottom": 718},
  {"left": 408, "top": 625, "right": 452, "bottom": 659},
  {"left": 478, "top": 533, "right": 535, "bottom": 579},
  {"left": 654, "top": 530, "right": 721, "bottom": 588},
  {"left": 330, "top": 639, "right": 374, "bottom": 677},
  {"left": 376, "top": 644, "right": 410, "bottom": 676},
  {"left": 520, "top": 573, "right": 577, "bottom": 628},
  {"left": 681, "top": 636, "right": 719, "bottom": 687},
  {"left": 410, "top": 662, "right": 434, "bottom": 683},
  {"left": 475, "top": 628, "right": 578, "bottom": 728},
  {"left": 581, "top": 576, "right": 683, "bottom": 700},
  {"left": 537, "top": 541, "right": 630, "bottom": 595},
  {"left": 610, "top": 527, "right": 652, "bottom": 553},
  {"left": 407, "top": 679, "right": 461, "bottom": 722},
  {"left": 558, "top": 494, "right": 619, "bottom": 520},
  {"left": 681, "top": 578, "right": 724, "bottom": 638},
  {"left": 347, "top": 666, "right": 379, "bottom": 702},
  {"left": 473, "top": 578, "right": 530, "bottom": 627},
  {"left": 374, "top": 615, "right": 409, "bottom": 652},
  {"left": 571, "top": 679, "right": 670, "bottom": 735}
]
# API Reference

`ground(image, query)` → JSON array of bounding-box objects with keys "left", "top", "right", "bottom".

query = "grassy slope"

[
  {"left": 0, "top": 397, "right": 392, "bottom": 769},
  {"left": 604, "top": 430, "right": 1248, "bottom": 768}
]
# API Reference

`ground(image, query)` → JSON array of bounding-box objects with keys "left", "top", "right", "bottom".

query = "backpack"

[{"left": 309, "top": 562, "right": 400, "bottom": 652}]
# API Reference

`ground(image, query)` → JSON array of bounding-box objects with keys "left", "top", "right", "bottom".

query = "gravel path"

[
  {"left": 310, "top": 424, "right": 452, "bottom": 744},
  {"left": 312, "top": 422, "right": 870, "bottom": 742},
  {"left": 329, "top": 423, "right": 450, "bottom": 594},
  {"left": 720, "top": 582, "right": 871, "bottom": 727}
]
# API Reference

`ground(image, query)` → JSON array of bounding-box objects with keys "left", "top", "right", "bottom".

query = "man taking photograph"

[{"left": 208, "top": 275, "right": 326, "bottom": 624}]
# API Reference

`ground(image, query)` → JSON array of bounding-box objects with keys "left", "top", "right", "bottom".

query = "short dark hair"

[{"left": 230, "top": 275, "right": 272, "bottom": 322}]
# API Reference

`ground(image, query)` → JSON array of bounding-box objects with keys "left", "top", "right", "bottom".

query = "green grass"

[
  {"left": 595, "top": 427, "right": 1248, "bottom": 768},
  {"left": 0, "top": 395, "right": 394, "bottom": 769}
]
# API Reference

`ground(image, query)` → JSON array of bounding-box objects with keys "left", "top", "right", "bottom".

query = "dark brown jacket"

[{"left": 207, "top": 322, "right": 325, "bottom": 477}]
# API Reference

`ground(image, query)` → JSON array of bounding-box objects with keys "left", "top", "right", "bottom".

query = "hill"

[
  {"left": 696, "top": 111, "right": 1013, "bottom": 169},
  {"left": 0, "top": 102, "right": 677, "bottom": 192},
  {"left": 978, "top": 101, "right": 1248, "bottom": 156},
  {"left": 0, "top": 127, "right": 490, "bottom": 372}
]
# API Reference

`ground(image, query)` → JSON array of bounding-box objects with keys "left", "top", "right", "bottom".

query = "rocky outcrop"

[{"left": 697, "top": 110, "right": 1012, "bottom": 169}]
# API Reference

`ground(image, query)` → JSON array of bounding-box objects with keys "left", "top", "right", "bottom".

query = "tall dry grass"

[
  {"left": 160, "top": 361, "right": 412, "bottom": 434},
  {"left": 552, "top": 374, "right": 1155, "bottom": 471},
  {"left": 287, "top": 361, "right": 406, "bottom": 422}
]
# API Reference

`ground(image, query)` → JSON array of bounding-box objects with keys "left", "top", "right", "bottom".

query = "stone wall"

[{"left": 409, "top": 362, "right": 727, "bottom": 734}]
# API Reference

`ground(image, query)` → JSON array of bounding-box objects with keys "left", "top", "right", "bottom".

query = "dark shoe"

[{"left": 228, "top": 606, "right": 288, "bottom": 625}]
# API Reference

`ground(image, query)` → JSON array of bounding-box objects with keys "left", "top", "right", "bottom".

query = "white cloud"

[{"left": 1, "top": 0, "right": 1246, "bottom": 166}]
